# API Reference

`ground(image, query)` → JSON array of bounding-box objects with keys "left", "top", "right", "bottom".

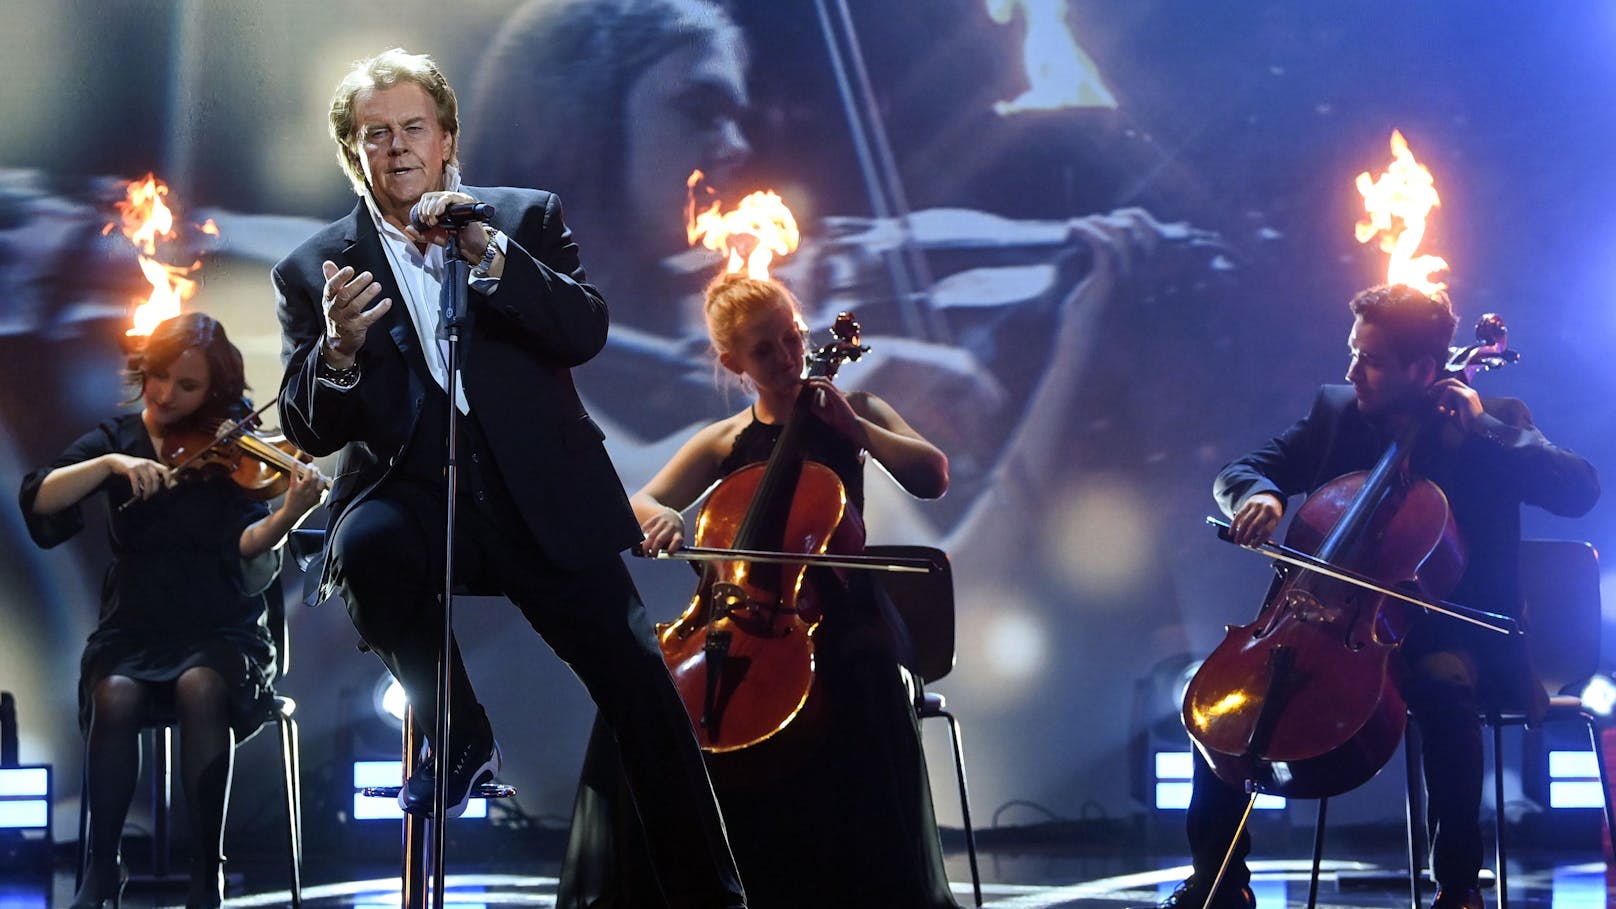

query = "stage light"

[
  {"left": 372, "top": 673, "right": 407, "bottom": 727},
  {"left": 0, "top": 765, "right": 50, "bottom": 831},
  {"left": 1547, "top": 750, "right": 1606, "bottom": 810},
  {"left": 983, "top": 609, "right": 1048, "bottom": 683},
  {"left": 351, "top": 760, "right": 487, "bottom": 821},
  {"left": 1152, "top": 751, "right": 1283, "bottom": 811},
  {"left": 1042, "top": 475, "right": 1155, "bottom": 602},
  {"left": 1578, "top": 675, "right": 1616, "bottom": 717}
]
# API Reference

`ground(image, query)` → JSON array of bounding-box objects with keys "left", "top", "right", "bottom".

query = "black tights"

[{"left": 83, "top": 669, "right": 235, "bottom": 871}]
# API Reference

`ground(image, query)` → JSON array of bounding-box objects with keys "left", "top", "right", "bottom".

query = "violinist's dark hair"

[
  {"left": 1348, "top": 284, "right": 1457, "bottom": 367},
  {"left": 703, "top": 271, "right": 804, "bottom": 357},
  {"left": 463, "top": 0, "right": 743, "bottom": 230},
  {"left": 125, "top": 312, "right": 248, "bottom": 425}
]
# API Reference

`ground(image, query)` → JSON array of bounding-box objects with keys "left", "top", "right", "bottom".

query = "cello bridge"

[
  {"left": 709, "top": 582, "right": 751, "bottom": 619},
  {"left": 708, "top": 582, "right": 788, "bottom": 626},
  {"left": 1283, "top": 589, "right": 1343, "bottom": 625}
]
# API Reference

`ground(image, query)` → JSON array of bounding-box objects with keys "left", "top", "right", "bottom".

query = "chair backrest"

[
  {"left": 1518, "top": 539, "right": 1601, "bottom": 695},
  {"left": 863, "top": 544, "right": 954, "bottom": 685},
  {"left": 288, "top": 528, "right": 326, "bottom": 574},
  {"left": 269, "top": 567, "right": 293, "bottom": 678}
]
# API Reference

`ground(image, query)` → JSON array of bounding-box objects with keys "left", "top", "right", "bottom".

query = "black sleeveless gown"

[{"left": 556, "top": 409, "right": 960, "bottom": 909}]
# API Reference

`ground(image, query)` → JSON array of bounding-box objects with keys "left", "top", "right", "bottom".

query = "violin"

[
  {"left": 656, "top": 312, "right": 869, "bottom": 775},
  {"left": 1183, "top": 314, "right": 1519, "bottom": 800},
  {"left": 159, "top": 400, "right": 326, "bottom": 501}
]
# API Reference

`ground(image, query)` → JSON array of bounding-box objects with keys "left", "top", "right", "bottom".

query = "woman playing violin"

[
  {"left": 18, "top": 312, "right": 323, "bottom": 909},
  {"left": 558, "top": 272, "right": 957, "bottom": 909},
  {"left": 1151, "top": 285, "right": 1599, "bottom": 909}
]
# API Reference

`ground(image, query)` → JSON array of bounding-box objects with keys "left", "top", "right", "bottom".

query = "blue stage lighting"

[
  {"left": 1153, "top": 751, "right": 1284, "bottom": 811},
  {"left": 0, "top": 765, "right": 50, "bottom": 831},
  {"left": 1547, "top": 750, "right": 1607, "bottom": 810}
]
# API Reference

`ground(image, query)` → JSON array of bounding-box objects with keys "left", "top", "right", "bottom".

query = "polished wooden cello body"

[
  {"left": 1184, "top": 315, "right": 1520, "bottom": 800},
  {"left": 658, "top": 313, "right": 870, "bottom": 762}
]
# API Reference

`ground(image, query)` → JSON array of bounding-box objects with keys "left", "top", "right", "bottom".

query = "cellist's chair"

[
  {"left": 1306, "top": 541, "right": 1613, "bottom": 909},
  {"left": 866, "top": 544, "right": 983, "bottom": 907},
  {"left": 75, "top": 570, "right": 304, "bottom": 907},
  {"left": 1405, "top": 539, "right": 1615, "bottom": 909}
]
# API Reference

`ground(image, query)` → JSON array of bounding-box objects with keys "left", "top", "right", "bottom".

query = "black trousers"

[
  {"left": 326, "top": 467, "right": 745, "bottom": 909},
  {"left": 1185, "top": 655, "right": 1483, "bottom": 893}
]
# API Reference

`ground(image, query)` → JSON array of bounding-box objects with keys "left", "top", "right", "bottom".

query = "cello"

[
  {"left": 657, "top": 312, "right": 870, "bottom": 769},
  {"left": 1184, "top": 314, "right": 1521, "bottom": 802}
]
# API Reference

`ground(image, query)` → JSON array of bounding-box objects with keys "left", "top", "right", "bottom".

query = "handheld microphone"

[{"left": 408, "top": 201, "right": 496, "bottom": 231}]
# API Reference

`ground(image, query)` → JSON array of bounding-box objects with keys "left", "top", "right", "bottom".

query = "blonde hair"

[
  {"left": 702, "top": 272, "right": 804, "bottom": 357},
  {"left": 328, "top": 48, "right": 460, "bottom": 195}
]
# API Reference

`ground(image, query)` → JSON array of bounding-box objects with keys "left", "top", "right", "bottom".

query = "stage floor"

[{"left": 11, "top": 850, "right": 1612, "bottom": 908}]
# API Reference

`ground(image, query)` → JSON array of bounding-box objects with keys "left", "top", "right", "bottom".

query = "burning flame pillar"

[
  {"left": 1355, "top": 129, "right": 1449, "bottom": 296},
  {"left": 103, "top": 174, "right": 217, "bottom": 344},
  {"left": 686, "top": 170, "right": 802, "bottom": 281}
]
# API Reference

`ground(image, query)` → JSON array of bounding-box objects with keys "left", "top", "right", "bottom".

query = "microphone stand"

[{"left": 428, "top": 220, "right": 471, "bottom": 909}]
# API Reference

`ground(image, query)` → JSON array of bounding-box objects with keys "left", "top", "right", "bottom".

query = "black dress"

[
  {"left": 557, "top": 409, "right": 960, "bottom": 909},
  {"left": 19, "top": 413, "right": 278, "bottom": 740}
]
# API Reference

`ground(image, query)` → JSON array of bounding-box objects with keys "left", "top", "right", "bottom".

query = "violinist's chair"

[
  {"left": 1405, "top": 539, "right": 1615, "bottom": 909},
  {"left": 866, "top": 544, "right": 983, "bottom": 907},
  {"left": 74, "top": 568, "right": 305, "bottom": 908}
]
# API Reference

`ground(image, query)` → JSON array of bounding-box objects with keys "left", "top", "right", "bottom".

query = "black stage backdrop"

[{"left": 1, "top": 0, "right": 1612, "bottom": 854}]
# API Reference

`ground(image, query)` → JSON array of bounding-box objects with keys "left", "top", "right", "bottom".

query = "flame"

[
  {"left": 686, "top": 170, "right": 801, "bottom": 280},
  {"left": 988, "top": 0, "right": 1117, "bottom": 114},
  {"left": 109, "top": 174, "right": 208, "bottom": 338},
  {"left": 1354, "top": 130, "right": 1449, "bottom": 295}
]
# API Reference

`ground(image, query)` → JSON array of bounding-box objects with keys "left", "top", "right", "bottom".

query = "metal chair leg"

[
  {"left": 153, "top": 725, "right": 172, "bottom": 878},
  {"left": 1582, "top": 715, "right": 1616, "bottom": 870},
  {"left": 939, "top": 709, "right": 982, "bottom": 907},
  {"left": 403, "top": 709, "right": 427, "bottom": 909},
  {"left": 1491, "top": 718, "right": 1508, "bottom": 909},
  {"left": 76, "top": 757, "right": 90, "bottom": 889},
  {"left": 1405, "top": 722, "right": 1425, "bottom": 909},
  {"left": 290, "top": 714, "right": 305, "bottom": 900},
  {"left": 1307, "top": 797, "right": 1327, "bottom": 909},
  {"left": 278, "top": 712, "right": 304, "bottom": 908}
]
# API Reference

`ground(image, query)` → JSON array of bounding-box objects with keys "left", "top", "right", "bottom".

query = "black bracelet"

[{"left": 316, "top": 352, "right": 361, "bottom": 388}]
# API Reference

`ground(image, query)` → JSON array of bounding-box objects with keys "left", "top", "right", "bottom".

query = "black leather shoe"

[
  {"left": 1431, "top": 886, "right": 1484, "bottom": 909},
  {"left": 400, "top": 731, "right": 501, "bottom": 818},
  {"left": 1150, "top": 876, "right": 1256, "bottom": 909}
]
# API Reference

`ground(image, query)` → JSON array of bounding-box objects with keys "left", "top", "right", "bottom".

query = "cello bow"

[
  {"left": 1205, "top": 516, "right": 1517, "bottom": 635},
  {"left": 636, "top": 543, "right": 938, "bottom": 574}
]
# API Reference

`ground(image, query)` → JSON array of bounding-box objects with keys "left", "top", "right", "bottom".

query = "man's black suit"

[
  {"left": 275, "top": 186, "right": 641, "bottom": 570},
  {"left": 1193, "top": 384, "right": 1599, "bottom": 897},
  {"left": 274, "top": 186, "right": 744, "bottom": 908}
]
